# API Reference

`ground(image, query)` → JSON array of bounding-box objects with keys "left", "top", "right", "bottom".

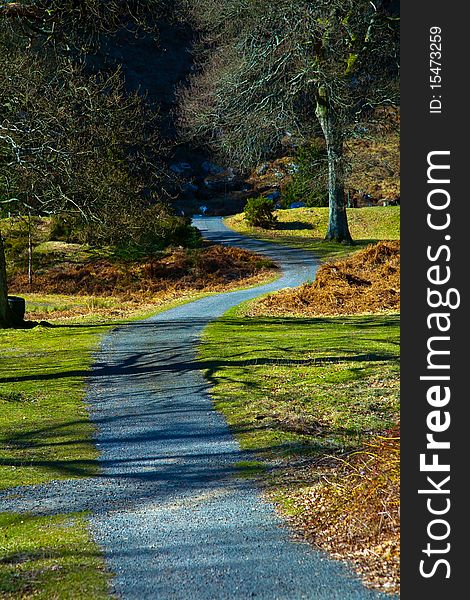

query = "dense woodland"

[{"left": 0, "top": 0, "right": 399, "bottom": 324}]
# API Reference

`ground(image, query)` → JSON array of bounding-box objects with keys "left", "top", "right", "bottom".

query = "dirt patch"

[
  {"left": 250, "top": 241, "right": 400, "bottom": 316},
  {"left": 9, "top": 245, "right": 275, "bottom": 300},
  {"left": 269, "top": 428, "right": 400, "bottom": 595}
]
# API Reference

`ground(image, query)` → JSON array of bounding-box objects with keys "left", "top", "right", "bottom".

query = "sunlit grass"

[
  {"left": 0, "top": 324, "right": 105, "bottom": 489},
  {"left": 198, "top": 310, "right": 400, "bottom": 457},
  {"left": 0, "top": 512, "right": 112, "bottom": 599},
  {"left": 225, "top": 206, "right": 400, "bottom": 260}
]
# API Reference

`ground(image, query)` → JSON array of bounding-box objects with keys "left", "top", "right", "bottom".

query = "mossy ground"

[{"left": 198, "top": 310, "right": 399, "bottom": 458}]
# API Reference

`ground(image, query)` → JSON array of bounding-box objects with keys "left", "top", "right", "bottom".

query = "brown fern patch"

[
  {"left": 251, "top": 241, "right": 400, "bottom": 316},
  {"left": 9, "top": 245, "right": 276, "bottom": 298},
  {"left": 268, "top": 428, "right": 400, "bottom": 594}
]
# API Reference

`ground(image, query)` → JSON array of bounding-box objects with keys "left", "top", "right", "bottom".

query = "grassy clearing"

[
  {"left": 198, "top": 310, "right": 399, "bottom": 457},
  {"left": 21, "top": 291, "right": 212, "bottom": 322},
  {"left": 0, "top": 323, "right": 104, "bottom": 489},
  {"left": 0, "top": 512, "right": 112, "bottom": 599},
  {"left": 225, "top": 206, "right": 400, "bottom": 260}
]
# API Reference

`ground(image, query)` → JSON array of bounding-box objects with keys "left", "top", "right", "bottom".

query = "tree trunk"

[
  {"left": 28, "top": 215, "right": 33, "bottom": 287},
  {"left": 0, "top": 233, "right": 13, "bottom": 328},
  {"left": 315, "top": 89, "right": 353, "bottom": 243}
]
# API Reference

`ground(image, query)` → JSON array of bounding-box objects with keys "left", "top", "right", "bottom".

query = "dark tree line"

[
  {"left": 0, "top": 0, "right": 186, "bottom": 327},
  {"left": 0, "top": 0, "right": 399, "bottom": 327}
]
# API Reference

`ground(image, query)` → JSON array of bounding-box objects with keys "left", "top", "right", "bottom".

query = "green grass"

[
  {"left": 20, "top": 292, "right": 211, "bottom": 322},
  {"left": 0, "top": 323, "right": 107, "bottom": 489},
  {"left": 22, "top": 293, "right": 124, "bottom": 317},
  {"left": 2, "top": 216, "right": 122, "bottom": 275},
  {"left": 0, "top": 512, "right": 112, "bottom": 599},
  {"left": 226, "top": 206, "right": 400, "bottom": 260},
  {"left": 198, "top": 309, "right": 400, "bottom": 458}
]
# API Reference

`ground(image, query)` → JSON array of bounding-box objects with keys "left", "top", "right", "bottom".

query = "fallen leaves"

[{"left": 267, "top": 428, "right": 400, "bottom": 595}]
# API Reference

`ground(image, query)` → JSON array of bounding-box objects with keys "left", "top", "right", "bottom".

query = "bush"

[
  {"left": 118, "top": 205, "right": 202, "bottom": 255},
  {"left": 78, "top": 203, "right": 201, "bottom": 256},
  {"left": 244, "top": 197, "right": 277, "bottom": 229}
]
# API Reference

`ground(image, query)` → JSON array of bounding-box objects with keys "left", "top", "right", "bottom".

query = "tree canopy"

[
  {"left": 0, "top": 0, "right": 399, "bottom": 325},
  {"left": 0, "top": 0, "right": 190, "bottom": 326},
  {"left": 179, "top": 0, "right": 399, "bottom": 166}
]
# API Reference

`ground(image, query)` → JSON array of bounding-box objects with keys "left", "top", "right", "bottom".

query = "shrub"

[
  {"left": 244, "top": 197, "right": 277, "bottom": 229},
  {"left": 110, "top": 204, "right": 200, "bottom": 255}
]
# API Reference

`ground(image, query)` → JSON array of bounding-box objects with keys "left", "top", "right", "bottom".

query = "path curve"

[{"left": 1, "top": 217, "right": 391, "bottom": 599}]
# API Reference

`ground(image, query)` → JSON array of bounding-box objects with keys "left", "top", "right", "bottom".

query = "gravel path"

[{"left": 0, "top": 217, "right": 392, "bottom": 599}]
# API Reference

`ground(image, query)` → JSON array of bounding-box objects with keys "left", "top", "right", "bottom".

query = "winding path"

[{"left": 1, "top": 218, "right": 391, "bottom": 599}]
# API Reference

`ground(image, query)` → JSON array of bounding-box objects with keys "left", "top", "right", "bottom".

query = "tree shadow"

[
  {"left": 275, "top": 221, "right": 315, "bottom": 231},
  {"left": 0, "top": 315, "right": 399, "bottom": 387}
]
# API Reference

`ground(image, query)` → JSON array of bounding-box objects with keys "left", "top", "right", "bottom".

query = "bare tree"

[
  {"left": 0, "top": 1, "right": 169, "bottom": 39},
  {"left": 0, "top": 233, "right": 12, "bottom": 327},
  {"left": 1, "top": 56, "right": 165, "bottom": 221},
  {"left": 0, "top": 2, "right": 179, "bottom": 327},
  {"left": 179, "top": 0, "right": 399, "bottom": 242}
]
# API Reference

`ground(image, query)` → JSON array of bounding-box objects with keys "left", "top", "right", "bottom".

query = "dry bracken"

[{"left": 251, "top": 241, "right": 400, "bottom": 317}]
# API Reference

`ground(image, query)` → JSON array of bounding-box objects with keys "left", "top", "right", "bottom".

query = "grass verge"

[
  {"left": 198, "top": 307, "right": 400, "bottom": 593},
  {"left": 0, "top": 512, "right": 112, "bottom": 599},
  {"left": 225, "top": 206, "right": 400, "bottom": 260},
  {"left": 199, "top": 310, "right": 399, "bottom": 455},
  {"left": 0, "top": 322, "right": 104, "bottom": 489}
]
